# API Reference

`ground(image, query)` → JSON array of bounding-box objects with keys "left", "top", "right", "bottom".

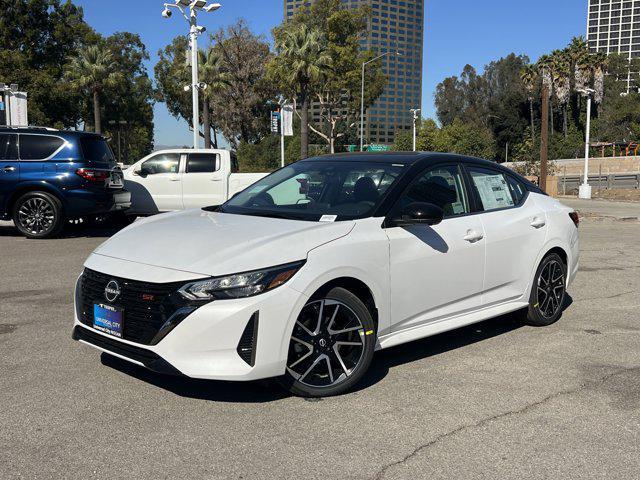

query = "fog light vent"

[{"left": 237, "top": 312, "right": 259, "bottom": 366}]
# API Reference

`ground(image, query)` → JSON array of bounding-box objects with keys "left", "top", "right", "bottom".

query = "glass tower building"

[
  {"left": 587, "top": 0, "right": 640, "bottom": 92},
  {"left": 284, "top": 0, "right": 425, "bottom": 146}
]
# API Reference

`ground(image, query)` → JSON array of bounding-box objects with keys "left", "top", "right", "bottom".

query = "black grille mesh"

[
  {"left": 78, "top": 268, "right": 185, "bottom": 345},
  {"left": 237, "top": 312, "right": 259, "bottom": 366}
]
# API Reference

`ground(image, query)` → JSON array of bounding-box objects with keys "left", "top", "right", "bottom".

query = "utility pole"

[
  {"left": 539, "top": 83, "right": 549, "bottom": 192},
  {"left": 162, "top": 1, "right": 222, "bottom": 149},
  {"left": 410, "top": 108, "right": 420, "bottom": 152}
]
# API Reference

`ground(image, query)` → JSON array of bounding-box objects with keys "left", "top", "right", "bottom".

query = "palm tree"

[
  {"left": 273, "top": 24, "right": 331, "bottom": 159},
  {"left": 536, "top": 54, "right": 554, "bottom": 134},
  {"left": 66, "top": 45, "right": 122, "bottom": 134},
  {"left": 550, "top": 50, "right": 571, "bottom": 138},
  {"left": 198, "top": 47, "right": 231, "bottom": 148},
  {"left": 520, "top": 64, "right": 538, "bottom": 143}
]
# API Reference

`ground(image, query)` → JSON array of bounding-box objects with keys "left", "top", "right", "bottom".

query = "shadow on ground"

[{"left": 100, "top": 302, "right": 578, "bottom": 403}]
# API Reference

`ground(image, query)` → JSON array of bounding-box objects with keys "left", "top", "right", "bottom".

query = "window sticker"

[
  {"left": 319, "top": 215, "right": 338, "bottom": 222},
  {"left": 473, "top": 174, "right": 514, "bottom": 210}
]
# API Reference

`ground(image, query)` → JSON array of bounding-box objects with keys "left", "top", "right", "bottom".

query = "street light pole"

[
  {"left": 360, "top": 51, "right": 401, "bottom": 151},
  {"left": 578, "top": 88, "right": 595, "bottom": 200},
  {"left": 162, "top": 1, "right": 222, "bottom": 149},
  {"left": 410, "top": 108, "right": 420, "bottom": 151},
  {"left": 189, "top": 14, "right": 200, "bottom": 150}
]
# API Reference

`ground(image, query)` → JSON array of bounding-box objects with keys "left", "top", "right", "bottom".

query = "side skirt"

[{"left": 377, "top": 300, "right": 529, "bottom": 350}]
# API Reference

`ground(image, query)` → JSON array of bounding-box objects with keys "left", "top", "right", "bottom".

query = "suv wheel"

[
  {"left": 280, "top": 287, "right": 376, "bottom": 397},
  {"left": 12, "top": 192, "right": 64, "bottom": 239}
]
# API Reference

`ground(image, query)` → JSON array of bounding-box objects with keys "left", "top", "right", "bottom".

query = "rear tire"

[
  {"left": 12, "top": 191, "right": 64, "bottom": 239},
  {"left": 523, "top": 253, "right": 567, "bottom": 326},
  {"left": 279, "top": 287, "right": 376, "bottom": 397}
]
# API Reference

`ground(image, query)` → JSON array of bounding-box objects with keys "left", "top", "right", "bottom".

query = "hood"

[{"left": 93, "top": 209, "right": 354, "bottom": 276}]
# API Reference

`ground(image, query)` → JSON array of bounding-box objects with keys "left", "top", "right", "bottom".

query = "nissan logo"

[{"left": 104, "top": 280, "right": 121, "bottom": 303}]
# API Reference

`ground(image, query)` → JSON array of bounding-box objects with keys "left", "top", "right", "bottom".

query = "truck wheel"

[{"left": 12, "top": 192, "right": 64, "bottom": 239}]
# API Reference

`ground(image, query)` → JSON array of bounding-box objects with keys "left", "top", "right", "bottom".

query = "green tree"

[
  {"left": 209, "top": 20, "right": 274, "bottom": 146},
  {"left": 0, "top": 0, "right": 97, "bottom": 127},
  {"left": 269, "top": 23, "right": 331, "bottom": 159},
  {"left": 435, "top": 119, "right": 496, "bottom": 159},
  {"left": 199, "top": 47, "right": 230, "bottom": 148},
  {"left": 65, "top": 44, "right": 123, "bottom": 134},
  {"left": 154, "top": 36, "right": 192, "bottom": 130}
]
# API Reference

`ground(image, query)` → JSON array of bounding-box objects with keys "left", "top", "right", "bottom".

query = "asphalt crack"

[{"left": 372, "top": 365, "right": 640, "bottom": 480}]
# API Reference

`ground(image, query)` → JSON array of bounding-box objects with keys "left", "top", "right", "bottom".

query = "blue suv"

[{"left": 0, "top": 127, "right": 131, "bottom": 238}]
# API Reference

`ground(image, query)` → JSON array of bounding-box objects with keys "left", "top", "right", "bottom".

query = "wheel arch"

[
  {"left": 308, "top": 276, "right": 379, "bottom": 333},
  {"left": 7, "top": 182, "right": 66, "bottom": 216}
]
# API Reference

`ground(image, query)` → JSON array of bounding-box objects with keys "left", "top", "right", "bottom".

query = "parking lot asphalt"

[{"left": 1, "top": 215, "right": 639, "bottom": 480}]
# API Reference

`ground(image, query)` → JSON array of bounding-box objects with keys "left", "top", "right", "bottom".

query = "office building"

[
  {"left": 284, "top": 0, "right": 424, "bottom": 146},
  {"left": 587, "top": 0, "right": 640, "bottom": 92}
]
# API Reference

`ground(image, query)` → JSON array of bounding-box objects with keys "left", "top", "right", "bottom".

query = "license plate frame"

[
  {"left": 93, "top": 303, "right": 124, "bottom": 338},
  {"left": 108, "top": 172, "right": 124, "bottom": 188}
]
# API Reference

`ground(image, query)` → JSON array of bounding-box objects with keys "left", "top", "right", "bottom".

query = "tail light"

[
  {"left": 569, "top": 211, "right": 579, "bottom": 228},
  {"left": 76, "top": 168, "right": 110, "bottom": 184}
]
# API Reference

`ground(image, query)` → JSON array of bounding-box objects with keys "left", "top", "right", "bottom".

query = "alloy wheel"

[
  {"left": 287, "top": 299, "right": 366, "bottom": 388},
  {"left": 536, "top": 260, "right": 565, "bottom": 319},
  {"left": 17, "top": 197, "right": 56, "bottom": 236}
]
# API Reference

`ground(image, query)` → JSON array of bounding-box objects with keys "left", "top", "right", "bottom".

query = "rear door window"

[
  {"left": 467, "top": 167, "right": 516, "bottom": 212},
  {"left": 19, "top": 135, "right": 64, "bottom": 160},
  {"left": 0, "top": 133, "right": 18, "bottom": 160},
  {"left": 186, "top": 153, "right": 218, "bottom": 173}
]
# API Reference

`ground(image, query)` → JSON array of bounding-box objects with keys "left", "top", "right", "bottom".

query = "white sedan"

[{"left": 73, "top": 152, "right": 579, "bottom": 397}]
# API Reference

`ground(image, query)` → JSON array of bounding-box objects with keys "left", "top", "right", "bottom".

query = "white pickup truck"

[{"left": 123, "top": 149, "right": 268, "bottom": 216}]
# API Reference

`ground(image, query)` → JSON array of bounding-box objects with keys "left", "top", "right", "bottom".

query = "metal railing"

[{"left": 558, "top": 173, "right": 640, "bottom": 194}]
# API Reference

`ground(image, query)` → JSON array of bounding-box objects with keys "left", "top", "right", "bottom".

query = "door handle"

[
  {"left": 463, "top": 230, "right": 484, "bottom": 243},
  {"left": 210, "top": 177, "right": 223, "bottom": 182},
  {"left": 530, "top": 217, "right": 546, "bottom": 229},
  {"left": 2, "top": 166, "right": 16, "bottom": 172},
  {"left": 168, "top": 177, "right": 181, "bottom": 182}
]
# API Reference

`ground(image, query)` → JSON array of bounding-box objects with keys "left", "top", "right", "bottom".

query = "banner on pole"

[
  {"left": 270, "top": 111, "right": 280, "bottom": 134},
  {"left": 282, "top": 104, "right": 294, "bottom": 136},
  {"left": 9, "top": 91, "right": 28, "bottom": 126}
]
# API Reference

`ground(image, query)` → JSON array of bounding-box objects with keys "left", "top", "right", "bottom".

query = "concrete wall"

[{"left": 504, "top": 156, "right": 640, "bottom": 176}]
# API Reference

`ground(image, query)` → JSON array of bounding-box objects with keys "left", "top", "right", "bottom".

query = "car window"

[
  {"left": 141, "top": 153, "right": 180, "bottom": 174},
  {"left": 19, "top": 135, "right": 64, "bottom": 160},
  {"left": 468, "top": 167, "right": 515, "bottom": 211},
  {"left": 186, "top": 153, "right": 218, "bottom": 173},
  {"left": 395, "top": 165, "right": 469, "bottom": 218},
  {"left": 0, "top": 133, "right": 18, "bottom": 160},
  {"left": 506, "top": 175, "right": 527, "bottom": 205},
  {"left": 80, "top": 136, "right": 115, "bottom": 163},
  {"left": 230, "top": 153, "right": 239, "bottom": 173}
]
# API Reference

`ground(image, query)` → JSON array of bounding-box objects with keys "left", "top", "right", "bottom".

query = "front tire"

[
  {"left": 12, "top": 192, "right": 64, "bottom": 239},
  {"left": 280, "top": 287, "right": 376, "bottom": 397},
  {"left": 523, "top": 253, "right": 567, "bottom": 326}
]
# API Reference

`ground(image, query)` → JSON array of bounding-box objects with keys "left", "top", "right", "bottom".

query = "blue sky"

[{"left": 75, "top": 0, "right": 588, "bottom": 147}]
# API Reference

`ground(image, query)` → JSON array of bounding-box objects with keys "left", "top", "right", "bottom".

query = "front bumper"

[{"left": 73, "top": 265, "right": 308, "bottom": 381}]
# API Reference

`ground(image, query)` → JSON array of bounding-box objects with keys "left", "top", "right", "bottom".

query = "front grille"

[{"left": 78, "top": 268, "right": 189, "bottom": 345}]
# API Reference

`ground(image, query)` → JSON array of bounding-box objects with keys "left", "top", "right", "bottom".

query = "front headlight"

[{"left": 177, "top": 261, "right": 305, "bottom": 301}]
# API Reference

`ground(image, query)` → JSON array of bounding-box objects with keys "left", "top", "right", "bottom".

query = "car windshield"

[{"left": 219, "top": 160, "right": 406, "bottom": 221}]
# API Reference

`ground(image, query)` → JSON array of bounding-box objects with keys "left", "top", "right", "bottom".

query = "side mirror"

[{"left": 393, "top": 202, "right": 444, "bottom": 227}]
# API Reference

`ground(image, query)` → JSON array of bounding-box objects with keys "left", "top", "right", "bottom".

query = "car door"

[
  {"left": 0, "top": 133, "right": 19, "bottom": 214},
  {"left": 385, "top": 164, "right": 485, "bottom": 332},
  {"left": 181, "top": 152, "right": 225, "bottom": 209},
  {"left": 129, "top": 152, "right": 182, "bottom": 213},
  {"left": 465, "top": 165, "right": 547, "bottom": 306}
]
